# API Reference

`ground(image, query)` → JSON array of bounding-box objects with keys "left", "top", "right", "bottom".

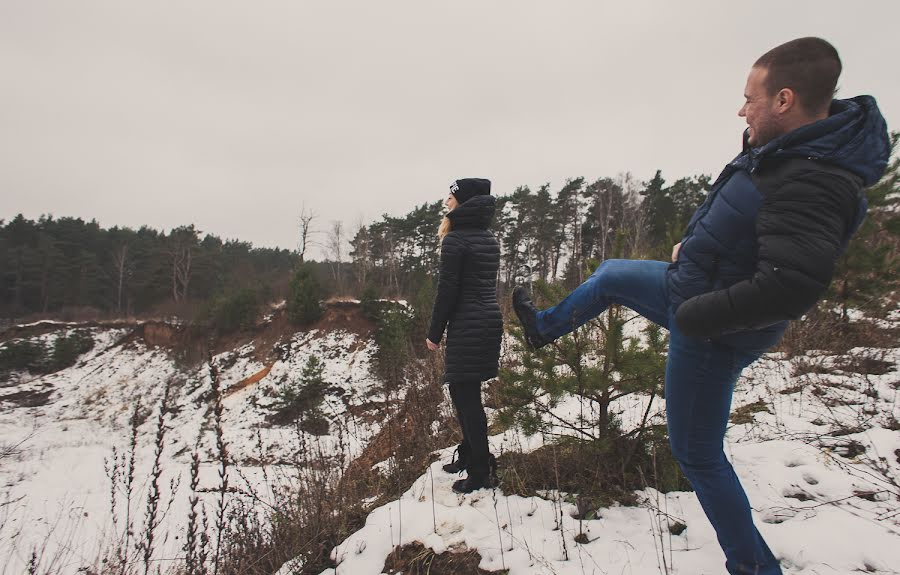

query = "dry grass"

[
  {"left": 730, "top": 400, "right": 771, "bottom": 425},
  {"left": 776, "top": 306, "right": 900, "bottom": 359},
  {"left": 498, "top": 429, "right": 690, "bottom": 512},
  {"left": 382, "top": 542, "right": 508, "bottom": 575},
  {"left": 214, "top": 351, "right": 457, "bottom": 575}
]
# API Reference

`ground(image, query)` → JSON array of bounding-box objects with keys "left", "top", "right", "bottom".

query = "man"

[{"left": 513, "top": 37, "right": 889, "bottom": 575}]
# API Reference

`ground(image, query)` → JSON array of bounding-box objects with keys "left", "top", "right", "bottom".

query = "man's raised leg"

[{"left": 518, "top": 259, "right": 670, "bottom": 344}]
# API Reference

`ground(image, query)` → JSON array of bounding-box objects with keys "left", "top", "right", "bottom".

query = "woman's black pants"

[{"left": 448, "top": 380, "right": 490, "bottom": 476}]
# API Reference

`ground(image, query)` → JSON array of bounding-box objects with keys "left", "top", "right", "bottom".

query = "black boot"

[
  {"left": 512, "top": 286, "right": 550, "bottom": 349},
  {"left": 452, "top": 454, "right": 499, "bottom": 494},
  {"left": 452, "top": 471, "right": 499, "bottom": 494},
  {"left": 442, "top": 444, "right": 470, "bottom": 474}
]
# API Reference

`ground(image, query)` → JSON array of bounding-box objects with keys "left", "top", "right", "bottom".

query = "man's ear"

[{"left": 776, "top": 88, "right": 796, "bottom": 113}]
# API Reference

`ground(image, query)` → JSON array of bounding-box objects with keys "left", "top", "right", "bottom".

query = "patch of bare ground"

[
  {"left": 790, "top": 358, "right": 833, "bottom": 377},
  {"left": 833, "top": 356, "right": 895, "bottom": 376},
  {"left": 205, "top": 301, "right": 376, "bottom": 365},
  {"left": 730, "top": 399, "right": 772, "bottom": 425},
  {"left": 343, "top": 398, "right": 389, "bottom": 425},
  {"left": 225, "top": 362, "right": 275, "bottom": 396},
  {"left": 312, "top": 299, "right": 377, "bottom": 338},
  {"left": 0, "top": 387, "right": 53, "bottom": 408},
  {"left": 343, "top": 357, "right": 456, "bottom": 494},
  {"left": 382, "top": 542, "right": 508, "bottom": 575},
  {"left": 776, "top": 307, "right": 900, "bottom": 358},
  {"left": 499, "top": 429, "right": 690, "bottom": 513}
]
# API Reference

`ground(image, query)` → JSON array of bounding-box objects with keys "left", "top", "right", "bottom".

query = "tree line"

[
  {"left": 349, "top": 171, "right": 712, "bottom": 295},
  {"left": 0, "top": 217, "right": 295, "bottom": 319},
  {"left": 3, "top": 136, "right": 897, "bottom": 322}
]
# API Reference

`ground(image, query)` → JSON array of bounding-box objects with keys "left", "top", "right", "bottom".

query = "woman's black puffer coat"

[{"left": 427, "top": 194, "right": 503, "bottom": 384}]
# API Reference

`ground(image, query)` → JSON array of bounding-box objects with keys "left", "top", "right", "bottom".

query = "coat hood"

[
  {"left": 447, "top": 194, "right": 496, "bottom": 230},
  {"left": 751, "top": 95, "right": 891, "bottom": 187}
]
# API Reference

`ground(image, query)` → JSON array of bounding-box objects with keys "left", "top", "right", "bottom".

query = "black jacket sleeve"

[
  {"left": 427, "top": 233, "right": 466, "bottom": 344},
  {"left": 675, "top": 172, "right": 858, "bottom": 338}
]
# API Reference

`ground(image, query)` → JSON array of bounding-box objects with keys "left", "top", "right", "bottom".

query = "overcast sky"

[{"left": 2, "top": 1, "right": 898, "bottom": 258}]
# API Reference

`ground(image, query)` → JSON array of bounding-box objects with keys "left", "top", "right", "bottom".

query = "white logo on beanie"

[{"left": 449, "top": 182, "right": 459, "bottom": 194}]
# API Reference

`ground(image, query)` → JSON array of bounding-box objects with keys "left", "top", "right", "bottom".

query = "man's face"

[{"left": 738, "top": 66, "right": 782, "bottom": 147}]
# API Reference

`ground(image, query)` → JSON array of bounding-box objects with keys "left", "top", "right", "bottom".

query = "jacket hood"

[
  {"left": 447, "top": 193, "right": 496, "bottom": 230},
  {"left": 752, "top": 95, "right": 891, "bottom": 187}
]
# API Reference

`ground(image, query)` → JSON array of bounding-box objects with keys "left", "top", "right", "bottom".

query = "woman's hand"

[{"left": 426, "top": 338, "right": 440, "bottom": 351}]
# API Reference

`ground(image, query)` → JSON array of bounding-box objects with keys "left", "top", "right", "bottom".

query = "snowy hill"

[
  {"left": 287, "top": 327, "right": 900, "bottom": 574},
  {"left": 0, "top": 303, "right": 386, "bottom": 574},
  {"left": 2, "top": 305, "right": 899, "bottom": 575}
]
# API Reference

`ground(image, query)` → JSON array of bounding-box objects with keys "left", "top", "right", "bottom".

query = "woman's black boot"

[
  {"left": 451, "top": 454, "right": 498, "bottom": 493},
  {"left": 442, "top": 444, "right": 470, "bottom": 474}
]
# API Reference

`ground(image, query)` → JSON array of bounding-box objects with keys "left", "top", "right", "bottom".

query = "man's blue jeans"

[{"left": 536, "top": 259, "right": 782, "bottom": 575}]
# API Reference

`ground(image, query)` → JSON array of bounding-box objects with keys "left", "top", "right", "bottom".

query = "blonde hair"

[{"left": 438, "top": 216, "right": 452, "bottom": 241}]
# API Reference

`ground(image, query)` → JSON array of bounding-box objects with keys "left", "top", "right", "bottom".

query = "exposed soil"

[
  {"left": 225, "top": 362, "right": 276, "bottom": 396},
  {"left": 141, "top": 321, "right": 183, "bottom": 347},
  {"left": 777, "top": 315, "right": 900, "bottom": 358},
  {"left": 834, "top": 356, "right": 895, "bottom": 376},
  {"left": 730, "top": 399, "right": 772, "bottom": 425},
  {"left": 382, "top": 542, "right": 508, "bottom": 575},
  {"left": 498, "top": 430, "right": 691, "bottom": 511},
  {"left": 0, "top": 387, "right": 53, "bottom": 408},
  {"left": 340, "top": 358, "right": 456, "bottom": 507},
  {"left": 311, "top": 300, "right": 376, "bottom": 338}
]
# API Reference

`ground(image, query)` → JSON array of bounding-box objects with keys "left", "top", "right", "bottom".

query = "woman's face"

[{"left": 445, "top": 193, "right": 459, "bottom": 211}]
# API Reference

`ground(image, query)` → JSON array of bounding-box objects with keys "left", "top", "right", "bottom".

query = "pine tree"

[
  {"left": 498, "top": 278, "right": 666, "bottom": 442},
  {"left": 639, "top": 170, "right": 674, "bottom": 252},
  {"left": 666, "top": 175, "right": 711, "bottom": 245},
  {"left": 552, "top": 177, "right": 585, "bottom": 282},
  {"left": 287, "top": 263, "right": 324, "bottom": 325},
  {"left": 830, "top": 131, "right": 900, "bottom": 317},
  {"left": 269, "top": 355, "right": 330, "bottom": 434}
]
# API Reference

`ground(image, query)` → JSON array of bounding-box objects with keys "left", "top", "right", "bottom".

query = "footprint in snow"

[
  {"left": 760, "top": 507, "right": 798, "bottom": 524},
  {"left": 781, "top": 487, "right": 816, "bottom": 502},
  {"left": 436, "top": 520, "right": 464, "bottom": 536}
]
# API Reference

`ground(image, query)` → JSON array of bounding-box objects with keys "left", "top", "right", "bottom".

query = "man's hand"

[
  {"left": 425, "top": 338, "right": 440, "bottom": 351},
  {"left": 671, "top": 242, "right": 682, "bottom": 263}
]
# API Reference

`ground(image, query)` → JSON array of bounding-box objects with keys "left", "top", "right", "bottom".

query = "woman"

[{"left": 426, "top": 178, "right": 503, "bottom": 494}]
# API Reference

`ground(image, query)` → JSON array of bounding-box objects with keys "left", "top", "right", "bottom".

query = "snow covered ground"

[
  {"left": 0, "top": 321, "right": 383, "bottom": 574},
  {"left": 297, "top": 345, "right": 900, "bottom": 574},
  {"left": 2, "top": 312, "right": 899, "bottom": 574}
]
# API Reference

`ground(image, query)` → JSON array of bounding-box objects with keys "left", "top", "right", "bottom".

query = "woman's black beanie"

[{"left": 450, "top": 178, "right": 491, "bottom": 204}]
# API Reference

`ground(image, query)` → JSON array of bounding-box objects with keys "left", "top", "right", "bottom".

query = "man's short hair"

[{"left": 754, "top": 37, "right": 842, "bottom": 116}]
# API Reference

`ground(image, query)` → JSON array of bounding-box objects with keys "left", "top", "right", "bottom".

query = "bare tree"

[
  {"left": 568, "top": 192, "right": 584, "bottom": 285},
  {"left": 619, "top": 172, "right": 647, "bottom": 258},
  {"left": 326, "top": 220, "right": 345, "bottom": 295},
  {"left": 298, "top": 204, "right": 318, "bottom": 263},
  {"left": 596, "top": 181, "right": 616, "bottom": 262},
  {"left": 112, "top": 243, "right": 128, "bottom": 315},
  {"left": 385, "top": 228, "right": 401, "bottom": 297},
  {"left": 168, "top": 226, "right": 198, "bottom": 303}
]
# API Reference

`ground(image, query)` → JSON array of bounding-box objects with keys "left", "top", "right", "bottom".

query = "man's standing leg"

[{"left": 665, "top": 325, "right": 782, "bottom": 575}]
